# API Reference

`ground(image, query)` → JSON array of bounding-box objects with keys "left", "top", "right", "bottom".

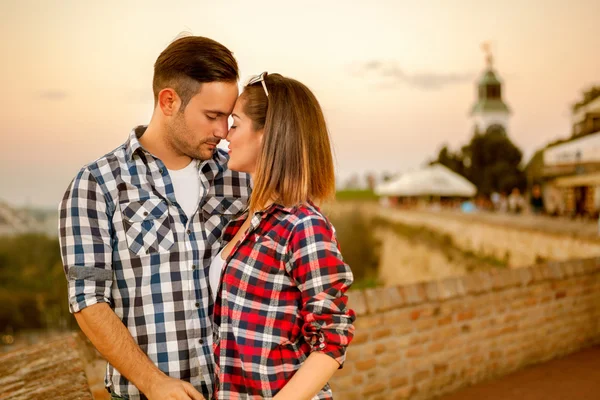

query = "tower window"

[{"left": 487, "top": 84, "right": 501, "bottom": 99}]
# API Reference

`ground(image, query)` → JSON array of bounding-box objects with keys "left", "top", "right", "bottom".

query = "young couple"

[{"left": 59, "top": 35, "right": 355, "bottom": 400}]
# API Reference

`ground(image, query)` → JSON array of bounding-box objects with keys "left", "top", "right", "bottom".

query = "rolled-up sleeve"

[
  {"left": 58, "top": 167, "right": 113, "bottom": 313},
  {"left": 286, "top": 214, "right": 356, "bottom": 367}
]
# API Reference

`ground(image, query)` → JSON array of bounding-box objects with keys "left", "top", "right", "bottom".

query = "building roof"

[
  {"left": 471, "top": 99, "right": 511, "bottom": 114},
  {"left": 375, "top": 164, "right": 477, "bottom": 197},
  {"left": 478, "top": 69, "right": 502, "bottom": 86}
]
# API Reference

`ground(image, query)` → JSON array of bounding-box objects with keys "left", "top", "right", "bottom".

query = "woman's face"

[{"left": 226, "top": 97, "right": 263, "bottom": 175}]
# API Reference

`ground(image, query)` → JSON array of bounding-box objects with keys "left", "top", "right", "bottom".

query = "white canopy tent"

[{"left": 375, "top": 164, "right": 477, "bottom": 198}]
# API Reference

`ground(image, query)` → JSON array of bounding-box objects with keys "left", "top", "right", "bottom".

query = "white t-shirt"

[
  {"left": 167, "top": 159, "right": 202, "bottom": 219},
  {"left": 209, "top": 248, "right": 226, "bottom": 302}
]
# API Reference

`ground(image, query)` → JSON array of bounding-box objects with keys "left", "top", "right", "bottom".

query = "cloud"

[
  {"left": 38, "top": 90, "right": 68, "bottom": 101},
  {"left": 354, "top": 61, "right": 475, "bottom": 90}
]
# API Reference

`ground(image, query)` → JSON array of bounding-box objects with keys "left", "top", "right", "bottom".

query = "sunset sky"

[{"left": 1, "top": 0, "right": 599, "bottom": 207}]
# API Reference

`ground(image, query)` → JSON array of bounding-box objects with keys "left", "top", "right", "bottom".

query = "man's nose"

[{"left": 214, "top": 119, "right": 229, "bottom": 139}]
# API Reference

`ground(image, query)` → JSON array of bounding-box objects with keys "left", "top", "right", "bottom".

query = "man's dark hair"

[{"left": 153, "top": 35, "right": 239, "bottom": 110}]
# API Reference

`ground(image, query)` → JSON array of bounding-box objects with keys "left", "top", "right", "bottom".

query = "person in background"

[
  {"left": 508, "top": 187, "right": 526, "bottom": 214},
  {"left": 530, "top": 184, "right": 545, "bottom": 215}
]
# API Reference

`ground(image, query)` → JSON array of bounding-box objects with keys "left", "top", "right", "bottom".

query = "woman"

[{"left": 210, "top": 72, "right": 356, "bottom": 399}]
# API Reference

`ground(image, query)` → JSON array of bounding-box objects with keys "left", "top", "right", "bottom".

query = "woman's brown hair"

[{"left": 242, "top": 73, "right": 335, "bottom": 211}]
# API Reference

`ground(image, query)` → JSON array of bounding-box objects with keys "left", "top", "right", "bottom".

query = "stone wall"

[
  {"left": 0, "top": 332, "right": 94, "bottom": 400},
  {"left": 330, "top": 257, "right": 600, "bottom": 399}
]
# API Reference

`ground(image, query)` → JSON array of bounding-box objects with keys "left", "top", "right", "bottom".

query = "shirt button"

[
  {"left": 198, "top": 338, "right": 204, "bottom": 345},
  {"left": 195, "top": 302, "right": 200, "bottom": 308},
  {"left": 159, "top": 168, "right": 164, "bottom": 174},
  {"left": 187, "top": 229, "right": 192, "bottom": 235},
  {"left": 192, "top": 265, "right": 197, "bottom": 270},
  {"left": 143, "top": 211, "right": 149, "bottom": 217}
]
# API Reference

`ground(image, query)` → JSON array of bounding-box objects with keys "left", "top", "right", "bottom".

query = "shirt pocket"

[
  {"left": 120, "top": 198, "right": 175, "bottom": 256},
  {"left": 201, "top": 196, "right": 246, "bottom": 244}
]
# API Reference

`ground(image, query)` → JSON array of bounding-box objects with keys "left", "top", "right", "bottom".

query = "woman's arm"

[
  {"left": 277, "top": 213, "right": 356, "bottom": 399},
  {"left": 273, "top": 352, "right": 339, "bottom": 400}
]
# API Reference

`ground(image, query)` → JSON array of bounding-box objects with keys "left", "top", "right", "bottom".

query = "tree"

[
  {"left": 432, "top": 126, "right": 526, "bottom": 196},
  {"left": 434, "top": 145, "right": 466, "bottom": 177}
]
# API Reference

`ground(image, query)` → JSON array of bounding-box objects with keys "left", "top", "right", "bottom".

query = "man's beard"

[{"left": 167, "top": 117, "right": 219, "bottom": 161}]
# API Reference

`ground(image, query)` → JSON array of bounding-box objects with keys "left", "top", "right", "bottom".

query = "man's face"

[{"left": 167, "top": 81, "right": 238, "bottom": 161}]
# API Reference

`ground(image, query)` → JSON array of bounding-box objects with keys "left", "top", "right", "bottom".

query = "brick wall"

[{"left": 330, "top": 258, "right": 600, "bottom": 399}]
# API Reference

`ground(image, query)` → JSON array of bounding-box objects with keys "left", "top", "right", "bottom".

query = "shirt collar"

[
  {"left": 125, "top": 125, "right": 228, "bottom": 182},
  {"left": 124, "top": 125, "right": 146, "bottom": 162}
]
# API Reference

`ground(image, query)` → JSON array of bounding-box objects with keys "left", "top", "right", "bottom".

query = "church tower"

[{"left": 471, "top": 43, "right": 511, "bottom": 135}]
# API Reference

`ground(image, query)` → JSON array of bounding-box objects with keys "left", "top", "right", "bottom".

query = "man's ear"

[
  {"left": 157, "top": 88, "right": 180, "bottom": 116},
  {"left": 257, "top": 128, "right": 265, "bottom": 144}
]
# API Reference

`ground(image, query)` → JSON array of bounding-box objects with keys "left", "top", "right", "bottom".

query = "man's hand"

[{"left": 146, "top": 376, "right": 205, "bottom": 400}]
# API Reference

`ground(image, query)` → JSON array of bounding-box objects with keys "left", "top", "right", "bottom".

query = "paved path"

[{"left": 439, "top": 345, "right": 600, "bottom": 400}]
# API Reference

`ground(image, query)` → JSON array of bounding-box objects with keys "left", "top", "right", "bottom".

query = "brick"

[
  {"left": 548, "top": 263, "right": 564, "bottom": 279},
  {"left": 401, "top": 283, "right": 427, "bottom": 304},
  {"left": 470, "top": 353, "right": 485, "bottom": 364},
  {"left": 524, "top": 297, "right": 538, "bottom": 306},
  {"left": 503, "top": 313, "right": 521, "bottom": 324},
  {"left": 392, "top": 386, "right": 415, "bottom": 399},
  {"left": 477, "top": 271, "right": 494, "bottom": 292},
  {"left": 410, "top": 333, "right": 431, "bottom": 345},
  {"left": 355, "top": 314, "right": 384, "bottom": 329},
  {"left": 384, "top": 309, "right": 412, "bottom": 325},
  {"left": 410, "top": 310, "right": 421, "bottom": 320},
  {"left": 457, "top": 310, "right": 475, "bottom": 321},
  {"left": 426, "top": 281, "right": 440, "bottom": 301},
  {"left": 434, "top": 363, "right": 449, "bottom": 375},
  {"left": 413, "top": 370, "right": 431, "bottom": 383},
  {"left": 355, "top": 359, "right": 377, "bottom": 371},
  {"left": 464, "top": 273, "right": 483, "bottom": 294},
  {"left": 351, "top": 331, "right": 370, "bottom": 345},
  {"left": 347, "top": 290, "right": 368, "bottom": 316},
  {"left": 416, "top": 318, "right": 437, "bottom": 331},
  {"left": 438, "top": 315, "right": 453, "bottom": 326},
  {"left": 362, "top": 382, "right": 387, "bottom": 396},
  {"left": 390, "top": 375, "right": 409, "bottom": 389},
  {"left": 364, "top": 286, "right": 405, "bottom": 313},
  {"left": 372, "top": 328, "right": 392, "bottom": 340},
  {"left": 428, "top": 341, "right": 445, "bottom": 353},
  {"left": 438, "top": 276, "right": 465, "bottom": 300},
  {"left": 490, "top": 350, "right": 503, "bottom": 359},
  {"left": 406, "top": 345, "right": 424, "bottom": 358},
  {"left": 380, "top": 353, "right": 402, "bottom": 367}
]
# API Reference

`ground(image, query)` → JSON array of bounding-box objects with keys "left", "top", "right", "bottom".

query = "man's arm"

[
  {"left": 75, "top": 303, "right": 203, "bottom": 400},
  {"left": 59, "top": 168, "right": 203, "bottom": 400}
]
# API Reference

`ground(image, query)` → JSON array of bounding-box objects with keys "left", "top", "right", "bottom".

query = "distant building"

[
  {"left": 526, "top": 87, "right": 600, "bottom": 217},
  {"left": 0, "top": 200, "right": 57, "bottom": 237}
]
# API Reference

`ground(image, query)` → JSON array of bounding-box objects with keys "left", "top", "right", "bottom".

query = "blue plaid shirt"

[{"left": 59, "top": 126, "right": 251, "bottom": 400}]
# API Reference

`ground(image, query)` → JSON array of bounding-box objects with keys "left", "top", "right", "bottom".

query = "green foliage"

[
  {"left": 0, "top": 234, "right": 74, "bottom": 332},
  {"left": 434, "top": 126, "right": 527, "bottom": 196},
  {"left": 371, "top": 216, "right": 508, "bottom": 271},
  {"left": 327, "top": 208, "right": 382, "bottom": 288},
  {"left": 335, "top": 190, "right": 379, "bottom": 202}
]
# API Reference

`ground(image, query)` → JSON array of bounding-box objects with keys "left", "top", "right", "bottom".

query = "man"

[{"left": 59, "top": 36, "right": 250, "bottom": 400}]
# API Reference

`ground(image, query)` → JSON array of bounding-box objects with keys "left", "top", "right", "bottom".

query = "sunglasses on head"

[{"left": 247, "top": 71, "right": 269, "bottom": 97}]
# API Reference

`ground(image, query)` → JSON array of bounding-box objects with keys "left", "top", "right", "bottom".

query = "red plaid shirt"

[{"left": 212, "top": 202, "right": 355, "bottom": 399}]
